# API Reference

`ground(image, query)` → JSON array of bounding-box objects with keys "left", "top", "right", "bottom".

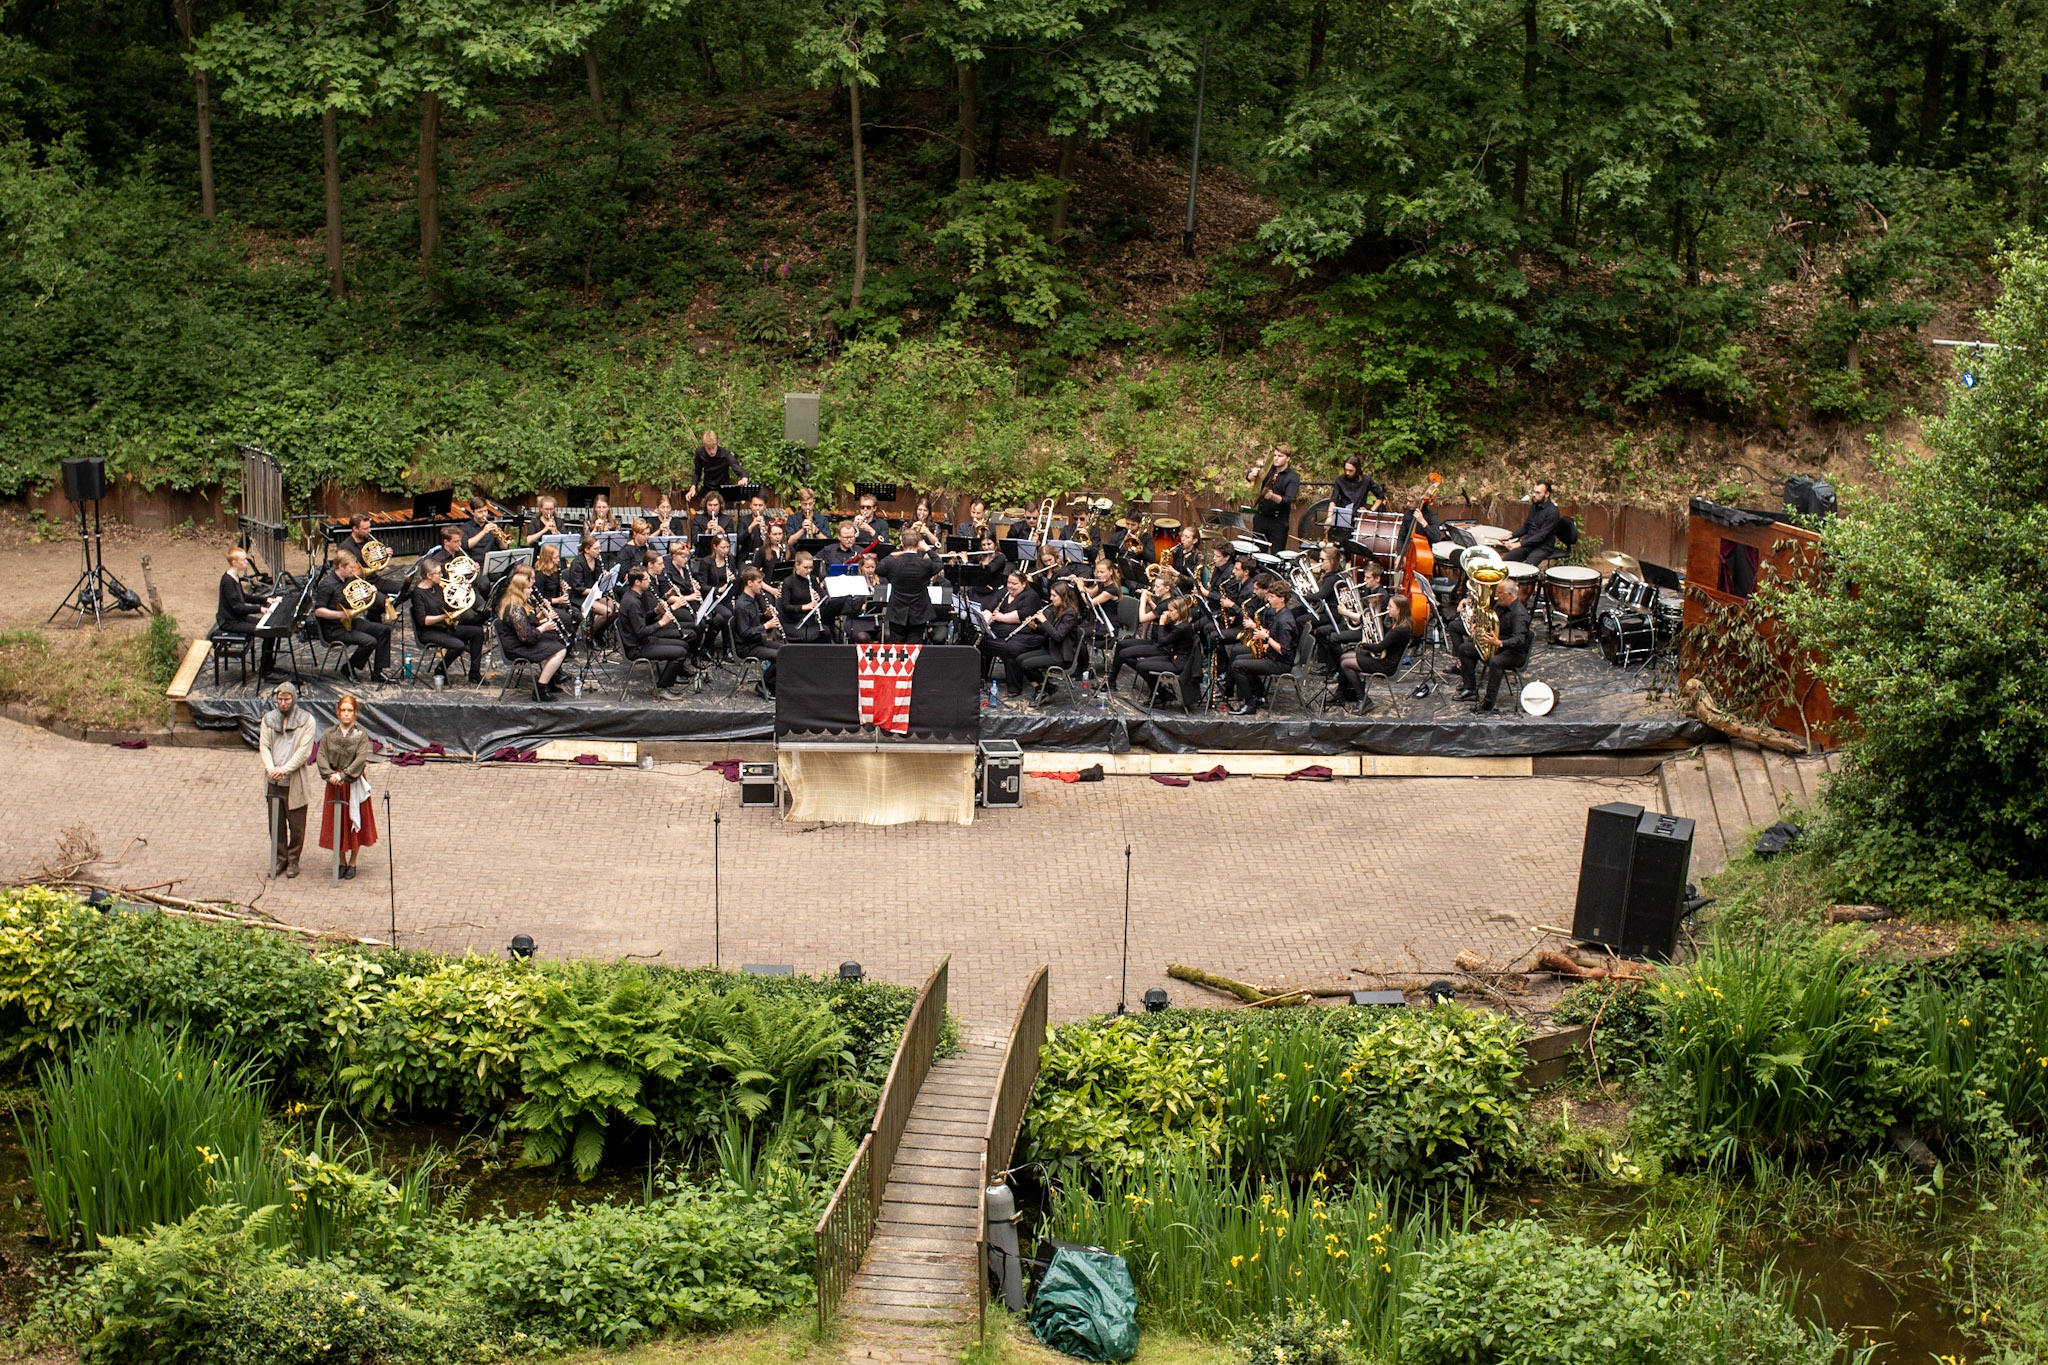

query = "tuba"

[{"left": 1460, "top": 546, "right": 1507, "bottom": 661}]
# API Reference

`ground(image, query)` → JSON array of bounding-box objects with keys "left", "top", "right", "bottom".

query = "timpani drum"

[
  {"left": 1542, "top": 564, "right": 1601, "bottom": 646},
  {"left": 1151, "top": 518, "right": 1181, "bottom": 564},
  {"left": 1504, "top": 560, "right": 1540, "bottom": 601}
]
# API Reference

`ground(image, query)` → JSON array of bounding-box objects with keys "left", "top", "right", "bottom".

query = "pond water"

[{"left": 1507, "top": 1182, "right": 1983, "bottom": 1364}]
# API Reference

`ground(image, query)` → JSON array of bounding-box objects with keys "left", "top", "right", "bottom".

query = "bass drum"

[
  {"left": 1597, "top": 609, "right": 1656, "bottom": 667},
  {"left": 1298, "top": 497, "right": 1334, "bottom": 544}
]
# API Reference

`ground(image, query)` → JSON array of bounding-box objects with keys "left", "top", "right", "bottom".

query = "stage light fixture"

[
  {"left": 1422, "top": 979, "right": 1456, "bottom": 1004},
  {"left": 839, "top": 961, "right": 865, "bottom": 982},
  {"left": 508, "top": 934, "right": 536, "bottom": 959},
  {"left": 1141, "top": 987, "right": 1171, "bottom": 1013}
]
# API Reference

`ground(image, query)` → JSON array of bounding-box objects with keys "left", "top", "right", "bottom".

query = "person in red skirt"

[{"left": 316, "top": 693, "right": 377, "bottom": 879}]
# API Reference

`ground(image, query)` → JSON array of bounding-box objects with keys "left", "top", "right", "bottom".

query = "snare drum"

[
  {"left": 1151, "top": 518, "right": 1181, "bottom": 564},
  {"left": 1543, "top": 564, "right": 1601, "bottom": 646}
]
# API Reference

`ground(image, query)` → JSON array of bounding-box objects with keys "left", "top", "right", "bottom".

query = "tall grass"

[
  {"left": 22, "top": 1025, "right": 268, "bottom": 1250},
  {"left": 1911, "top": 949, "right": 2048, "bottom": 1144},
  {"left": 1215, "top": 1016, "right": 1347, "bottom": 1177},
  {"left": 1044, "top": 1149, "right": 1464, "bottom": 1354}
]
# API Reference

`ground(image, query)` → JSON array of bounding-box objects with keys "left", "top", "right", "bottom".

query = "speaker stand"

[{"left": 46, "top": 500, "right": 137, "bottom": 628}]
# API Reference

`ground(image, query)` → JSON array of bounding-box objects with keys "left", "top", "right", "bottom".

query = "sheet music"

[
  {"left": 695, "top": 583, "right": 731, "bottom": 626},
  {"left": 825, "top": 576, "right": 872, "bottom": 599}
]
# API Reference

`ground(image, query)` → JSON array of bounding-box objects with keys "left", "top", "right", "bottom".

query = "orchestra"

[{"left": 274, "top": 455, "right": 1575, "bottom": 719}]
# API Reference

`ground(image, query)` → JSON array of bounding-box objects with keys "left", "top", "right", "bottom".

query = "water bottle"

[
  {"left": 573, "top": 673, "right": 583, "bottom": 699},
  {"left": 987, "top": 680, "right": 1001, "bottom": 711}
]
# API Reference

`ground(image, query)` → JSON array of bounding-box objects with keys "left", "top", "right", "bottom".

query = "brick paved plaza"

[{"left": 0, "top": 715, "right": 1658, "bottom": 1026}]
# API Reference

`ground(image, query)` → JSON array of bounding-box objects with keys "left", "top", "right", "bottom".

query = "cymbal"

[{"left": 1590, "top": 549, "right": 1640, "bottom": 580}]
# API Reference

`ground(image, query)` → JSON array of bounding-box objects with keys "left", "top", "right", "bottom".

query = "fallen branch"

[
  {"left": 1681, "top": 679, "right": 1808, "bottom": 754},
  {"left": 1244, "top": 990, "right": 1313, "bottom": 1009},
  {"left": 1167, "top": 963, "right": 1268, "bottom": 1004},
  {"left": 17, "top": 877, "right": 387, "bottom": 946},
  {"left": 1827, "top": 904, "right": 1894, "bottom": 924}
]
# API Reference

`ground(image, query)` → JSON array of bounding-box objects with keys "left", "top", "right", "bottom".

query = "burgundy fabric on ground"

[
  {"left": 573, "top": 754, "right": 601, "bottom": 766},
  {"left": 1192, "top": 765, "right": 1230, "bottom": 782},
  {"left": 390, "top": 753, "right": 427, "bottom": 767},
  {"left": 703, "top": 759, "right": 742, "bottom": 781},
  {"left": 1286, "top": 765, "right": 1334, "bottom": 781},
  {"left": 485, "top": 746, "right": 539, "bottom": 763},
  {"left": 113, "top": 738, "right": 148, "bottom": 750},
  {"left": 1150, "top": 774, "right": 1191, "bottom": 787}
]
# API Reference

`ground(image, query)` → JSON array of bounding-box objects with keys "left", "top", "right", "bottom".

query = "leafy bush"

[
  {"left": 1400, "top": 1221, "right": 1839, "bottom": 1365},
  {"left": 327, "top": 955, "right": 544, "bottom": 1118},
  {"left": 1552, "top": 980, "right": 1663, "bottom": 1077},
  {"left": 417, "top": 1181, "right": 814, "bottom": 1349},
  {"left": 0, "top": 886, "right": 340, "bottom": 1080},
  {"left": 29, "top": 1203, "right": 504, "bottom": 1365},
  {"left": 1231, "top": 1306, "right": 1349, "bottom": 1365},
  {"left": 1027, "top": 1006, "right": 1527, "bottom": 1182},
  {"left": 934, "top": 175, "right": 1078, "bottom": 329},
  {"left": 24, "top": 1025, "right": 270, "bottom": 1250},
  {"left": 143, "top": 611, "right": 181, "bottom": 687}
]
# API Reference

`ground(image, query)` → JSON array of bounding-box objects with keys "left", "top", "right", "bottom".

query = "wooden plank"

[
  {"left": 881, "top": 1201, "right": 980, "bottom": 1229},
  {"left": 898, "top": 1134, "right": 981, "bottom": 1153},
  {"left": 902, "top": 1120, "right": 983, "bottom": 1138},
  {"left": 853, "top": 1269, "right": 973, "bottom": 1291},
  {"left": 1663, "top": 755, "right": 1728, "bottom": 876},
  {"left": 887, "top": 1165, "right": 980, "bottom": 1188},
  {"left": 165, "top": 639, "right": 210, "bottom": 701},
  {"left": 846, "top": 1286, "right": 973, "bottom": 1306},
  {"left": 916, "top": 1080, "right": 1000, "bottom": 1098},
  {"left": 1730, "top": 743, "right": 1779, "bottom": 831},
  {"left": 842, "top": 1302, "right": 967, "bottom": 1323},
  {"left": 1760, "top": 747, "right": 1806, "bottom": 810},
  {"left": 866, "top": 1236, "right": 976, "bottom": 1257},
  {"left": 1521, "top": 1025, "right": 1592, "bottom": 1063},
  {"left": 1699, "top": 744, "right": 1755, "bottom": 855},
  {"left": 883, "top": 1186, "right": 975, "bottom": 1210}
]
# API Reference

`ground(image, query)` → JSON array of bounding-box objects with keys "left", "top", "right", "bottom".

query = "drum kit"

[{"left": 1594, "top": 568, "right": 1683, "bottom": 669}]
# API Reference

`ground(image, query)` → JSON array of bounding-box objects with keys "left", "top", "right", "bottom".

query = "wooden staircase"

[{"left": 1659, "top": 740, "right": 1837, "bottom": 875}]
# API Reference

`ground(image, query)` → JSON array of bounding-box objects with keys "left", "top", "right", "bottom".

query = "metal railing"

[
  {"left": 814, "top": 957, "right": 950, "bottom": 1333},
  {"left": 978, "top": 964, "right": 1052, "bottom": 1339}
]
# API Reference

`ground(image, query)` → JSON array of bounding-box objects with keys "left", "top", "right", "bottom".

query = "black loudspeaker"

[
  {"left": 1572, "top": 803, "right": 1642, "bottom": 950},
  {"left": 1621, "top": 810, "right": 1696, "bottom": 960},
  {"left": 61, "top": 457, "right": 107, "bottom": 502}
]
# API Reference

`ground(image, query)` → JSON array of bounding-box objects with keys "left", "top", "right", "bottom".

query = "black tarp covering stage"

[{"left": 187, "top": 635, "right": 1709, "bottom": 757}]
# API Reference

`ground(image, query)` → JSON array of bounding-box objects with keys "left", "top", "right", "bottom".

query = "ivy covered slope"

[
  {"left": 0, "top": 0, "right": 2033, "bottom": 500},
  {"left": 0, "top": 885, "right": 924, "bottom": 1179}
]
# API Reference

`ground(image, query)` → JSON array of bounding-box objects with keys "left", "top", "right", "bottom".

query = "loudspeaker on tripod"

[{"left": 61, "top": 457, "right": 107, "bottom": 503}]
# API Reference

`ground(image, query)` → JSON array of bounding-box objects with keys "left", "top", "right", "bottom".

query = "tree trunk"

[
  {"left": 171, "top": 0, "right": 215, "bottom": 219},
  {"left": 417, "top": 91, "right": 441, "bottom": 269},
  {"left": 584, "top": 45, "right": 604, "bottom": 114},
  {"left": 1049, "top": 130, "right": 1079, "bottom": 241},
  {"left": 956, "top": 60, "right": 977, "bottom": 181},
  {"left": 1513, "top": 0, "right": 1535, "bottom": 211},
  {"left": 323, "top": 105, "right": 344, "bottom": 298},
  {"left": 1130, "top": 113, "right": 1151, "bottom": 156},
  {"left": 1920, "top": 21, "right": 1947, "bottom": 154},
  {"left": 849, "top": 79, "right": 867, "bottom": 308},
  {"left": 1845, "top": 335, "right": 1861, "bottom": 373},
  {"left": 1308, "top": 0, "right": 1328, "bottom": 76},
  {"left": 693, "top": 23, "right": 724, "bottom": 95}
]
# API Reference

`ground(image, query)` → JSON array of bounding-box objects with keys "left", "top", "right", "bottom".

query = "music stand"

[
  {"left": 792, "top": 537, "right": 831, "bottom": 555},
  {"left": 565, "top": 484, "right": 610, "bottom": 509},
  {"left": 718, "top": 483, "right": 758, "bottom": 505},
  {"left": 946, "top": 535, "right": 977, "bottom": 553},
  {"left": 412, "top": 489, "right": 455, "bottom": 520},
  {"left": 853, "top": 481, "right": 898, "bottom": 502}
]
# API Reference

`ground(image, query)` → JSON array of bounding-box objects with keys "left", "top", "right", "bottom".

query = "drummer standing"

[{"left": 1249, "top": 446, "right": 1300, "bottom": 550}]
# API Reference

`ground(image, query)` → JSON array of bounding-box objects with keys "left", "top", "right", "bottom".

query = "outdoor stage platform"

[{"left": 185, "top": 636, "right": 1709, "bottom": 758}]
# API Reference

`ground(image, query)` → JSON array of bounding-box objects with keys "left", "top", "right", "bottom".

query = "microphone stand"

[{"left": 1115, "top": 845, "right": 1132, "bottom": 1015}]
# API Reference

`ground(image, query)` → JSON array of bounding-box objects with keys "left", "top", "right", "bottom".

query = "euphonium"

[{"left": 1461, "top": 546, "right": 1507, "bottom": 661}]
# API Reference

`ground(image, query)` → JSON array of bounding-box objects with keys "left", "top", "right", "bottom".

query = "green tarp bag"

[{"left": 1028, "top": 1246, "right": 1139, "bottom": 1362}]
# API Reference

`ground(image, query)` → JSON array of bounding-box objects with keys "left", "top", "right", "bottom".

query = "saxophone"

[{"left": 1461, "top": 548, "right": 1507, "bottom": 661}]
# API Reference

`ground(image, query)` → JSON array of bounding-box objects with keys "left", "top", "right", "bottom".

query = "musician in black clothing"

[
  {"left": 691, "top": 492, "right": 734, "bottom": 542},
  {"left": 618, "top": 568, "right": 696, "bottom": 697},
  {"left": 527, "top": 495, "right": 565, "bottom": 540},
  {"left": 736, "top": 493, "right": 773, "bottom": 560},
  {"left": 463, "top": 501, "right": 509, "bottom": 564},
  {"left": 215, "top": 548, "right": 281, "bottom": 676},
  {"left": 842, "top": 555, "right": 886, "bottom": 643},
  {"left": 877, "top": 528, "right": 939, "bottom": 643},
  {"left": 785, "top": 487, "right": 834, "bottom": 544},
  {"left": 1105, "top": 580, "right": 1172, "bottom": 691},
  {"left": 495, "top": 575, "right": 569, "bottom": 702},
  {"left": 1011, "top": 580, "right": 1083, "bottom": 698},
  {"left": 1337, "top": 595, "right": 1413, "bottom": 714},
  {"left": 312, "top": 552, "right": 393, "bottom": 682},
  {"left": 980, "top": 570, "right": 1042, "bottom": 685},
  {"left": 732, "top": 567, "right": 780, "bottom": 698},
  {"left": 649, "top": 495, "right": 685, "bottom": 538},
  {"left": 1329, "top": 456, "right": 1384, "bottom": 539},
  {"left": 1248, "top": 445, "right": 1300, "bottom": 550},
  {"left": 411, "top": 558, "right": 485, "bottom": 684},
  {"left": 1227, "top": 575, "right": 1298, "bottom": 714},
  {"left": 419, "top": 524, "right": 463, "bottom": 577},
  {"left": 564, "top": 533, "right": 616, "bottom": 636},
  {"left": 1501, "top": 481, "right": 1562, "bottom": 564},
  {"left": 1169, "top": 525, "right": 1203, "bottom": 586},
  {"left": 781, "top": 550, "right": 826, "bottom": 641},
  {"left": 1214, "top": 555, "right": 1257, "bottom": 624},
  {"left": 531, "top": 544, "right": 578, "bottom": 648},
  {"left": 617, "top": 519, "right": 655, "bottom": 574},
  {"left": 1126, "top": 595, "right": 1200, "bottom": 695},
  {"left": 685, "top": 430, "right": 744, "bottom": 504},
  {"left": 1455, "top": 579, "right": 1533, "bottom": 711},
  {"left": 690, "top": 535, "right": 739, "bottom": 641},
  {"left": 954, "top": 498, "right": 991, "bottom": 541},
  {"left": 851, "top": 493, "right": 891, "bottom": 552},
  {"left": 819, "top": 521, "right": 863, "bottom": 570}
]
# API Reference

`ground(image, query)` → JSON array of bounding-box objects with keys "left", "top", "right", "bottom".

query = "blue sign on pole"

[{"left": 1962, "top": 372, "right": 1978, "bottom": 388}]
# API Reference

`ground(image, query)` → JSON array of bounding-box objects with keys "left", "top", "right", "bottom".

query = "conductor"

[{"left": 877, "top": 527, "right": 940, "bottom": 643}]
